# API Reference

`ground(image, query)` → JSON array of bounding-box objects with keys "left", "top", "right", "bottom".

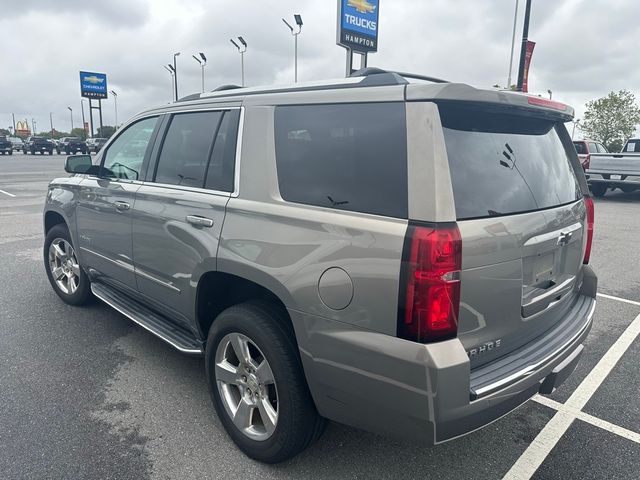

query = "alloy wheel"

[
  {"left": 215, "top": 332, "right": 279, "bottom": 441},
  {"left": 48, "top": 238, "right": 81, "bottom": 295}
]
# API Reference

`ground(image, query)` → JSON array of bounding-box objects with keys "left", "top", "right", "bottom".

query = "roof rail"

[{"left": 350, "top": 67, "right": 449, "bottom": 84}]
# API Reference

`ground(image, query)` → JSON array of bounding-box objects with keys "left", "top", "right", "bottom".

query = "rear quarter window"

[
  {"left": 440, "top": 105, "right": 581, "bottom": 220},
  {"left": 274, "top": 102, "right": 408, "bottom": 218},
  {"left": 573, "top": 142, "right": 587, "bottom": 154}
]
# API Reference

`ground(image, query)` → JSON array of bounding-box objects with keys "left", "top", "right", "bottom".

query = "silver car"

[{"left": 43, "top": 69, "right": 597, "bottom": 463}]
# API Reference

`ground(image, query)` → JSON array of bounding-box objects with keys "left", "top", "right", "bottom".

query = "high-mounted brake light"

[
  {"left": 398, "top": 224, "right": 462, "bottom": 343},
  {"left": 527, "top": 96, "right": 568, "bottom": 111},
  {"left": 583, "top": 197, "right": 594, "bottom": 264}
]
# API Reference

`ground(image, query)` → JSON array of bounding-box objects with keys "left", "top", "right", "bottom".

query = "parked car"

[
  {"left": 9, "top": 136, "right": 24, "bottom": 152},
  {"left": 586, "top": 138, "right": 640, "bottom": 196},
  {"left": 0, "top": 136, "right": 12, "bottom": 155},
  {"left": 23, "top": 136, "right": 54, "bottom": 155},
  {"left": 86, "top": 137, "right": 108, "bottom": 153},
  {"left": 56, "top": 137, "right": 88, "bottom": 155},
  {"left": 44, "top": 69, "right": 596, "bottom": 464},
  {"left": 573, "top": 139, "right": 608, "bottom": 170}
]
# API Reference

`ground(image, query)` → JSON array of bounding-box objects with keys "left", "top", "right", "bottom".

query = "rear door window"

[
  {"left": 274, "top": 102, "right": 408, "bottom": 218},
  {"left": 440, "top": 105, "right": 581, "bottom": 220},
  {"left": 588, "top": 142, "right": 598, "bottom": 153},
  {"left": 154, "top": 111, "right": 223, "bottom": 188}
]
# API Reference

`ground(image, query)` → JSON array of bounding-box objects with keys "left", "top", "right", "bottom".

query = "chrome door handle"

[
  {"left": 186, "top": 215, "right": 214, "bottom": 228},
  {"left": 114, "top": 201, "right": 131, "bottom": 211}
]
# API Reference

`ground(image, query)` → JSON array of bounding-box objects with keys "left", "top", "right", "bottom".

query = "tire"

[
  {"left": 8, "top": 150, "right": 12, "bottom": 155},
  {"left": 590, "top": 183, "right": 607, "bottom": 197},
  {"left": 205, "top": 301, "right": 326, "bottom": 463},
  {"left": 44, "top": 224, "right": 92, "bottom": 306}
]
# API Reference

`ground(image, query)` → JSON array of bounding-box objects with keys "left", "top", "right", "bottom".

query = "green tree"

[
  {"left": 70, "top": 128, "right": 87, "bottom": 139},
  {"left": 97, "top": 126, "right": 116, "bottom": 138},
  {"left": 581, "top": 90, "right": 640, "bottom": 152},
  {"left": 0, "top": 128, "right": 10, "bottom": 136}
]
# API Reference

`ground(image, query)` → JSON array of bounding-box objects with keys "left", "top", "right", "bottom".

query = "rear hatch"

[{"left": 438, "top": 103, "right": 586, "bottom": 369}]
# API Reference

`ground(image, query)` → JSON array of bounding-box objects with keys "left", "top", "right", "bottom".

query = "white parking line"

[
  {"left": 0, "top": 189, "right": 16, "bottom": 197},
  {"left": 533, "top": 395, "right": 640, "bottom": 444},
  {"left": 503, "top": 311, "right": 640, "bottom": 480},
  {"left": 597, "top": 292, "right": 640, "bottom": 307}
]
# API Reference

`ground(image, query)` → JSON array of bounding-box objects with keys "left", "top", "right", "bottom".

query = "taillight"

[
  {"left": 398, "top": 223, "right": 462, "bottom": 343},
  {"left": 584, "top": 154, "right": 591, "bottom": 170},
  {"left": 583, "top": 197, "right": 594, "bottom": 264}
]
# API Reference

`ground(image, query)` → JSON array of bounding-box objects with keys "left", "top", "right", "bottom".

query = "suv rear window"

[
  {"left": 440, "top": 105, "right": 581, "bottom": 220},
  {"left": 274, "top": 102, "right": 408, "bottom": 218}
]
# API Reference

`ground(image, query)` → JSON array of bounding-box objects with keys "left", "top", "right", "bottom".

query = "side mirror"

[{"left": 64, "top": 155, "right": 94, "bottom": 174}]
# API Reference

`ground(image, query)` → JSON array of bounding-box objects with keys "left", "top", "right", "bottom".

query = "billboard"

[
  {"left": 80, "top": 71, "right": 108, "bottom": 99},
  {"left": 337, "top": 0, "right": 379, "bottom": 53}
]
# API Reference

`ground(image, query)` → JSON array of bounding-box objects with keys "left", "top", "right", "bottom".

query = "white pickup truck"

[{"left": 586, "top": 138, "right": 640, "bottom": 197}]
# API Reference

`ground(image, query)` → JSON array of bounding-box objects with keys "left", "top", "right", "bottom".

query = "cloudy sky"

[{"left": 1, "top": 0, "right": 639, "bottom": 137}]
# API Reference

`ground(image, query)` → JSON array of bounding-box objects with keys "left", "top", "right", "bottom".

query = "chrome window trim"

[
  {"left": 232, "top": 106, "right": 245, "bottom": 198},
  {"left": 136, "top": 181, "right": 232, "bottom": 198}
]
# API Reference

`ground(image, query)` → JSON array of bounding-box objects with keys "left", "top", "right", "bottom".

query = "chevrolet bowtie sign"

[
  {"left": 79, "top": 71, "right": 108, "bottom": 99},
  {"left": 337, "top": 0, "right": 379, "bottom": 53}
]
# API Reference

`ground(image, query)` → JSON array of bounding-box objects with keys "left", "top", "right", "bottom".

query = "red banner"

[{"left": 522, "top": 41, "right": 536, "bottom": 93}]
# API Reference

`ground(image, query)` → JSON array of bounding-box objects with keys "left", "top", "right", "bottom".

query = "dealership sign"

[
  {"left": 79, "top": 71, "right": 108, "bottom": 99},
  {"left": 337, "top": 0, "right": 379, "bottom": 53}
]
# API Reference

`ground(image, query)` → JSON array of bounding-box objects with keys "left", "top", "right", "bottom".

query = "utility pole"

[
  {"left": 32, "top": 118, "right": 37, "bottom": 135},
  {"left": 50, "top": 112, "right": 54, "bottom": 138},
  {"left": 507, "top": 0, "right": 519, "bottom": 89},
  {"left": 67, "top": 106, "right": 74, "bottom": 133},
  {"left": 282, "top": 15, "right": 303, "bottom": 82},
  {"left": 11, "top": 113, "right": 16, "bottom": 134},
  {"left": 516, "top": 0, "right": 532, "bottom": 92}
]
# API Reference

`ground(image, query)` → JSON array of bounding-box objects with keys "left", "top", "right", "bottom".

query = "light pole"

[
  {"left": 50, "top": 112, "right": 54, "bottom": 138},
  {"left": 67, "top": 107, "right": 73, "bottom": 132},
  {"left": 80, "top": 100, "right": 87, "bottom": 138},
  {"left": 192, "top": 52, "right": 207, "bottom": 93},
  {"left": 110, "top": 90, "right": 118, "bottom": 128},
  {"left": 165, "top": 64, "right": 176, "bottom": 102},
  {"left": 282, "top": 14, "right": 303, "bottom": 82},
  {"left": 547, "top": 89, "right": 553, "bottom": 100},
  {"left": 507, "top": 0, "right": 519, "bottom": 89},
  {"left": 571, "top": 119, "right": 581, "bottom": 140},
  {"left": 230, "top": 37, "right": 247, "bottom": 87},
  {"left": 173, "top": 52, "right": 180, "bottom": 101},
  {"left": 32, "top": 118, "right": 37, "bottom": 135}
]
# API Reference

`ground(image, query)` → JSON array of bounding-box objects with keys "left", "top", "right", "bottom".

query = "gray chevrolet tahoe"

[{"left": 43, "top": 69, "right": 597, "bottom": 463}]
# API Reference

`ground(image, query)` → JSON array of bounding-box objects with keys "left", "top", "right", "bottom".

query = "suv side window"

[
  {"left": 103, "top": 117, "right": 158, "bottom": 180},
  {"left": 274, "top": 102, "right": 408, "bottom": 218},
  {"left": 597, "top": 143, "right": 608, "bottom": 153},
  {"left": 154, "top": 111, "right": 224, "bottom": 188},
  {"left": 588, "top": 142, "right": 598, "bottom": 154},
  {"left": 205, "top": 109, "right": 240, "bottom": 192}
]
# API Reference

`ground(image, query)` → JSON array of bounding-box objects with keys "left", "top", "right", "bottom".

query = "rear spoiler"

[{"left": 406, "top": 83, "right": 574, "bottom": 122}]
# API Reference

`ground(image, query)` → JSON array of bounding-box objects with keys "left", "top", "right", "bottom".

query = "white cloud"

[{"left": 1, "top": 0, "right": 638, "bottom": 137}]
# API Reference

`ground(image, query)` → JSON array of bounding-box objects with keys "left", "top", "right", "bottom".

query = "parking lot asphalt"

[{"left": 1, "top": 153, "right": 639, "bottom": 479}]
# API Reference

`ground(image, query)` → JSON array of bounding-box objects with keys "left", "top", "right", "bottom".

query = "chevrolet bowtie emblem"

[{"left": 347, "top": 0, "right": 376, "bottom": 14}]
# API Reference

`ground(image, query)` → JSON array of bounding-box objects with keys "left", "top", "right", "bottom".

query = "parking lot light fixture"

[
  {"left": 173, "top": 52, "right": 180, "bottom": 101},
  {"left": 165, "top": 64, "right": 176, "bottom": 102},
  {"left": 67, "top": 106, "right": 73, "bottom": 132},
  {"left": 192, "top": 53, "right": 207, "bottom": 93},
  {"left": 572, "top": 119, "right": 581, "bottom": 140},
  {"left": 231, "top": 37, "right": 247, "bottom": 87},
  {"left": 109, "top": 90, "right": 118, "bottom": 128},
  {"left": 283, "top": 15, "right": 303, "bottom": 83}
]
